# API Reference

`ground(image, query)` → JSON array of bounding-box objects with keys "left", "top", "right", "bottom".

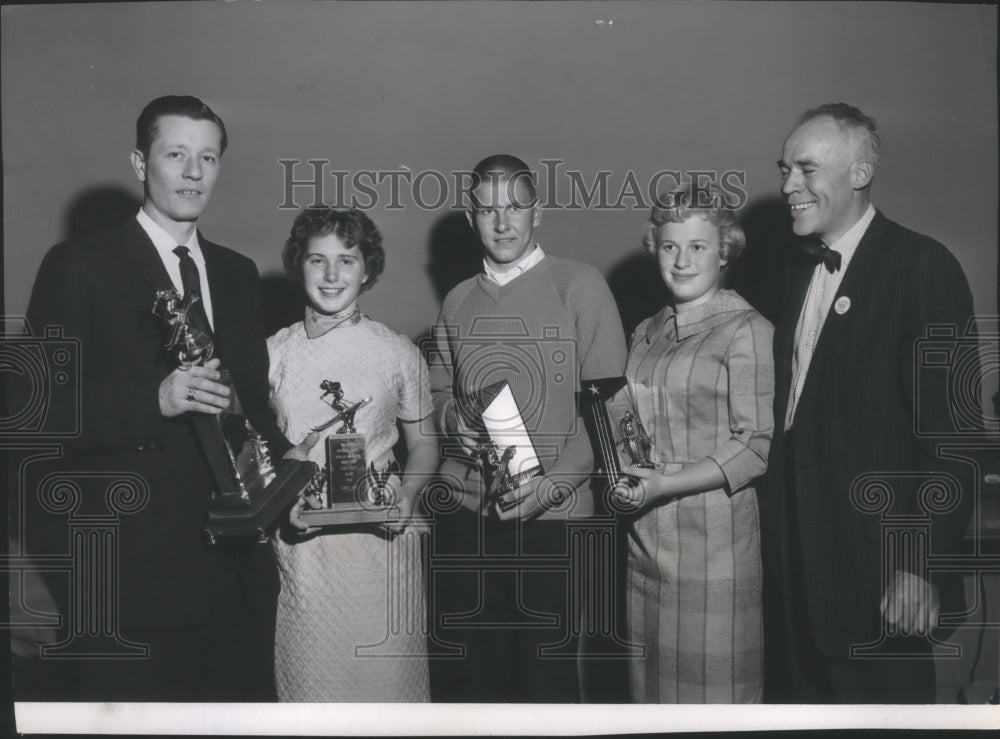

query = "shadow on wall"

[
  {"left": 728, "top": 195, "right": 801, "bottom": 324},
  {"left": 261, "top": 210, "right": 483, "bottom": 345},
  {"left": 412, "top": 210, "right": 481, "bottom": 362},
  {"left": 608, "top": 196, "right": 801, "bottom": 337},
  {"left": 425, "top": 211, "right": 482, "bottom": 304},
  {"left": 244, "top": 198, "right": 801, "bottom": 348},
  {"left": 260, "top": 272, "right": 304, "bottom": 337},
  {"left": 62, "top": 185, "right": 141, "bottom": 241},
  {"left": 607, "top": 250, "right": 666, "bottom": 341}
]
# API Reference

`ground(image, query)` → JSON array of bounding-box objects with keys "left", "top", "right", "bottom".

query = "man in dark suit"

[
  {"left": 766, "top": 103, "right": 977, "bottom": 703},
  {"left": 21, "top": 95, "right": 293, "bottom": 701}
]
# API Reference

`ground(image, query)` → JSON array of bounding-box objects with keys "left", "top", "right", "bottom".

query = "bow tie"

[{"left": 800, "top": 239, "right": 842, "bottom": 273}]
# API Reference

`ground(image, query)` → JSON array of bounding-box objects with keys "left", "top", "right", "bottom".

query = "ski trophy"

[
  {"left": 151, "top": 289, "right": 317, "bottom": 543},
  {"left": 298, "top": 380, "right": 402, "bottom": 528}
]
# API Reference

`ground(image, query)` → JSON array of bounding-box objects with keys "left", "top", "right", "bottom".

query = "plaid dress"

[{"left": 625, "top": 290, "right": 773, "bottom": 703}]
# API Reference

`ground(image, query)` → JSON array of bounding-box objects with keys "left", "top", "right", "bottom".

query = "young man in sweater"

[{"left": 427, "top": 154, "right": 627, "bottom": 701}]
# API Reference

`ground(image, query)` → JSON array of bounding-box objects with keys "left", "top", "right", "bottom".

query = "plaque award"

[
  {"left": 462, "top": 380, "right": 544, "bottom": 512},
  {"left": 298, "top": 380, "right": 402, "bottom": 527},
  {"left": 582, "top": 377, "right": 655, "bottom": 491},
  {"left": 152, "top": 289, "right": 318, "bottom": 543}
]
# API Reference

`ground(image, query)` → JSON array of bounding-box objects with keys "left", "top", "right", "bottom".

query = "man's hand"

[
  {"left": 880, "top": 569, "right": 940, "bottom": 636},
  {"left": 444, "top": 404, "right": 480, "bottom": 457},
  {"left": 495, "top": 475, "right": 565, "bottom": 522},
  {"left": 10, "top": 571, "right": 60, "bottom": 659},
  {"left": 158, "top": 357, "right": 231, "bottom": 418},
  {"left": 283, "top": 431, "right": 321, "bottom": 462},
  {"left": 11, "top": 621, "right": 59, "bottom": 659}
]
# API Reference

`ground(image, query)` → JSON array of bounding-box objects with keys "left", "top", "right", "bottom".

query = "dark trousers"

[
  {"left": 769, "top": 431, "right": 936, "bottom": 704},
  {"left": 13, "top": 552, "right": 278, "bottom": 702},
  {"left": 427, "top": 506, "right": 580, "bottom": 702}
]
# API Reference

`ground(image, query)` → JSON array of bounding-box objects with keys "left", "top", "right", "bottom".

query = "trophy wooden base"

[
  {"left": 298, "top": 501, "right": 399, "bottom": 528},
  {"left": 204, "top": 459, "right": 318, "bottom": 543}
]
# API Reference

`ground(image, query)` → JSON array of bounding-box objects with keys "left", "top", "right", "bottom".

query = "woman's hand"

[
  {"left": 613, "top": 465, "right": 671, "bottom": 508},
  {"left": 288, "top": 492, "right": 323, "bottom": 536},
  {"left": 381, "top": 414, "right": 439, "bottom": 534},
  {"left": 613, "top": 459, "right": 728, "bottom": 510},
  {"left": 283, "top": 431, "right": 321, "bottom": 462},
  {"left": 382, "top": 476, "right": 422, "bottom": 533}
]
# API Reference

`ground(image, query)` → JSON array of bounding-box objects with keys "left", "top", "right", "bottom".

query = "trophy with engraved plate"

[
  {"left": 297, "top": 379, "right": 403, "bottom": 528},
  {"left": 151, "top": 288, "right": 317, "bottom": 543}
]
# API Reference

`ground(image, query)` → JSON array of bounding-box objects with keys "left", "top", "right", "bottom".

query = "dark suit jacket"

[
  {"left": 24, "top": 218, "right": 290, "bottom": 631},
  {"left": 766, "top": 210, "right": 977, "bottom": 658}
]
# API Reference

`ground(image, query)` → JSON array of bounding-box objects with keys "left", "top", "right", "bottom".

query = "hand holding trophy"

[
  {"left": 462, "top": 380, "right": 545, "bottom": 516},
  {"left": 296, "top": 378, "right": 404, "bottom": 529},
  {"left": 582, "top": 377, "right": 656, "bottom": 513},
  {"left": 153, "top": 291, "right": 230, "bottom": 417},
  {"left": 151, "top": 288, "right": 317, "bottom": 543}
]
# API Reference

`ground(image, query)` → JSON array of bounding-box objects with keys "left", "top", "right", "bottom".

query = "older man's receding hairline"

[
  {"left": 791, "top": 115, "right": 875, "bottom": 169},
  {"left": 799, "top": 105, "right": 880, "bottom": 165}
]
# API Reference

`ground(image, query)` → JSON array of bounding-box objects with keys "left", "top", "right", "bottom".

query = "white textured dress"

[{"left": 268, "top": 316, "right": 432, "bottom": 702}]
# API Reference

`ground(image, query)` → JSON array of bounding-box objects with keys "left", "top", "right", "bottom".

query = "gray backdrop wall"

[{"left": 3, "top": 1, "right": 997, "bottom": 397}]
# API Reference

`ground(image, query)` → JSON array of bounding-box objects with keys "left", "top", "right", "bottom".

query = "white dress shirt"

[
  {"left": 785, "top": 204, "right": 876, "bottom": 430},
  {"left": 483, "top": 244, "right": 546, "bottom": 286},
  {"left": 136, "top": 208, "right": 215, "bottom": 329}
]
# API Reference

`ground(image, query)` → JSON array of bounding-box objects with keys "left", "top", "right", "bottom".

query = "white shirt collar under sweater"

[{"left": 483, "top": 244, "right": 545, "bottom": 286}]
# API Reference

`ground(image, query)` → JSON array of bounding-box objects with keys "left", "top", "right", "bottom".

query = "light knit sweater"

[{"left": 429, "top": 255, "right": 627, "bottom": 520}]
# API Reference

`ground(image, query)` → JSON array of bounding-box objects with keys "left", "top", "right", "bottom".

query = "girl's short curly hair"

[
  {"left": 282, "top": 207, "right": 386, "bottom": 291},
  {"left": 641, "top": 182, "right": 746, "bottom": 262}
]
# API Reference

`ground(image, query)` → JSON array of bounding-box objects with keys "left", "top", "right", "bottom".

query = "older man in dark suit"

[
  {"left": 766, "top": 103, "right": 977, "bottom": 703},
  {"left": 22, "top": 95, "right": 293, "bottom": 701}
]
